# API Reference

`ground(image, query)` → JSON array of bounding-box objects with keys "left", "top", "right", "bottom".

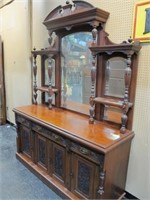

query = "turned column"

[
  {"left": 47, "top": 55, "right": 54, "bottom": 109},
  {"left": 89, "top": 26, "right": 97, "bottom": 123},
  {"left": 33, "top": 50, "right": 37, "bottom": 104},
  {"left": 97, "top": 170, "right": 105, "bottom": 196},
  {"left": 120, "top": 54, "right": 132, "bottom": 133}
]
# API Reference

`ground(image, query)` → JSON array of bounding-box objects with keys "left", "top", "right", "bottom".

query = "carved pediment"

[{"left": 43, "top": 1, "right": 109, "bottom": 31}]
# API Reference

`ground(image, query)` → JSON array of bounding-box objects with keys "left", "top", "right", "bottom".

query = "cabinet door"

[
  {"left": 51, "top": 143, "right": 66, "bottom": 185},
  {"left": 20, "top": 125, "right": 32, "bottom": 158},
  {"left": 71, "top": 153, "right": 99, "bottom": 199},
  {"left": 36, "top": 134, "right": 48, "bottom": 171}
]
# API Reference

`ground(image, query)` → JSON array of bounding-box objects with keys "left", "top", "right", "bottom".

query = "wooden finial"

[
  {"left": 128, "top": 37, "right": 132, "bottom": 43},
  {"left": 66, "top": 0, "right": 70, "bottom": 4}
]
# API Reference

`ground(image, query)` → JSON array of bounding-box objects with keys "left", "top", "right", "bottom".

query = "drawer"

[
  {"left": 32, "top": 123, "right": 53, "bottom": 138},
  {"left": 52, "top": 132, "right": 66, "bottom": 147},
  {"left": 16, "top": 115, "right": 31, "bottom": 128},
  {"left": 32, "top": 123, "right": 66, "bottom": 147},
  {"left": 71, "top": 142, "right": 104, "bottom": 164}
]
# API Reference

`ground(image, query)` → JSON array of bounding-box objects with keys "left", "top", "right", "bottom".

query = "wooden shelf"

[
  {"left": 36, "top": 86, "right": 58, "bottom": 93},
  {"left": 32, "top": 48, "right": 59, "bottom": 56},
  {"left": 93, "top": 97, "right": 133, "bottom": 108},
  {"left": 89, "top": 42, "right": 141, "bottom": 56}
]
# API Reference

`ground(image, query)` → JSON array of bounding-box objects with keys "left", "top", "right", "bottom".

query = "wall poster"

[{"left": 132, "top": 0, "right": 150, "bottom": 42}]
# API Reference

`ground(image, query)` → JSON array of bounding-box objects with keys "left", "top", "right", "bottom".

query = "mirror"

[
  {"left": 44, "top": 58, "right": 55, "bottom": 86},
  {"left": 104, "top": 57, "right": 126, "bottom": 98},
  {"left": 103, "top": 57, "right": 127, "bottom": 124},
  {"left": 61, "top": 32, "right": 92, "bottom": 115},
  {"left": 104, "top": 106, "right": 122, "bottom": 124}
]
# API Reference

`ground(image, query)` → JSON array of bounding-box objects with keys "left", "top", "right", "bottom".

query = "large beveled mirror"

[{"left": 61, "top": 32, "right": 92, "bottom": 115}]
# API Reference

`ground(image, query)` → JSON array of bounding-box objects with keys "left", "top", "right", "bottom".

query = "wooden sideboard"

[
  {"left": 13, "top": 1, "right": 141, "bottom": 199},
  {"left": 13, "top": 104, "right": 134, "bottom": 199}
]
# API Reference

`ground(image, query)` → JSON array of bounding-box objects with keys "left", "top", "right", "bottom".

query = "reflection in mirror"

[
  {"left": 104, "top": 105, "right": 122, "bottom": 124},
  {"left": 104, "top": 57, "right": 126, "bottom": 98},
  {"left": 61, "top": 32, "right": 92, "bottom": 114},
  {"left": 44, "top": 58, "right": 55, "bottom": 86}
]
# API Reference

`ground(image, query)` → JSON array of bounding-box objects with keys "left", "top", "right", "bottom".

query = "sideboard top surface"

[{"left": 13, "top": 104, "right": 134, "bottom": 153}]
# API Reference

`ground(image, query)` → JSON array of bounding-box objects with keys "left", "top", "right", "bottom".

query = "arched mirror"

[{"left": 61, "top": 32, "right": 92, "bottom": 115}]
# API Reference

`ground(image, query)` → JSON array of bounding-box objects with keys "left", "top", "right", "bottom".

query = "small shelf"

[
  {"left": 32, "top": 48, "right": 59, "bottom": 56},
  {"left": 89, "top": 42, "right": 141, "bottom": 56},
  {"left": 36, "top": 86, "right": 58, "bottom": 93},
  {"left": 93, "top": 97, "right": 133, "bottom": 108}
]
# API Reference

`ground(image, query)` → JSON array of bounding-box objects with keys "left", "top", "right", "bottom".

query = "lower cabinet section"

[{"left": 15, "top": 113, "right": 133, "bottom": 200}]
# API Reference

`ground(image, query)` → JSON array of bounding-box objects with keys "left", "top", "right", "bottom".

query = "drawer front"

[
  {"left": 32, "top": 123, "right": 53, "bottom": 138},
  {"left": 52, "top": 133, "right": 66, "bottom": 147},
  {"left": 16, "top": 115, "right": 31, "bottom": 128},
  {"left": 32, "top": 123, "right": 66, "bottom": 147},
  {"left": 71, "top": 142, "right": 104, "bottom": 164}
]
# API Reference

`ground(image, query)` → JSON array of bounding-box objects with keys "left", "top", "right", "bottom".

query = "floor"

[{"left": 0, "top": 123, "right": 62, "bottom": 200}]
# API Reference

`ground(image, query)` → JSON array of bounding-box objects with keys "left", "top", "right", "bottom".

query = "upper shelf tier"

[{"left": 89, "top": 41, "right": 141, "bottom": 56}]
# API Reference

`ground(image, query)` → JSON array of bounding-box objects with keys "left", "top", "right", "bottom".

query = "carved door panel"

[
  {"left": 36, "top": 134, "right": 48, "bottom": 171},
  {"left": 51, "top": 142, "right": 66, "bottom": 185},
  {"left": 71, "top": 153, "right": 99, "bottom": 199},
  {"left": 20, "top": 125, "right": 32, "bottom": 159}
]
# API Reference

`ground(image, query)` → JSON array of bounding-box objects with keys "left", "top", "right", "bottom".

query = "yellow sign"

[{"left": 132, "top": 0, "right": 150, "bottom": 42}]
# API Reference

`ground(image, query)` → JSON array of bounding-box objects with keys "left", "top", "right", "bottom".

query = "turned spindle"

[{"left": 33, "top": 51, "right": 37, "bottom": 104}]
